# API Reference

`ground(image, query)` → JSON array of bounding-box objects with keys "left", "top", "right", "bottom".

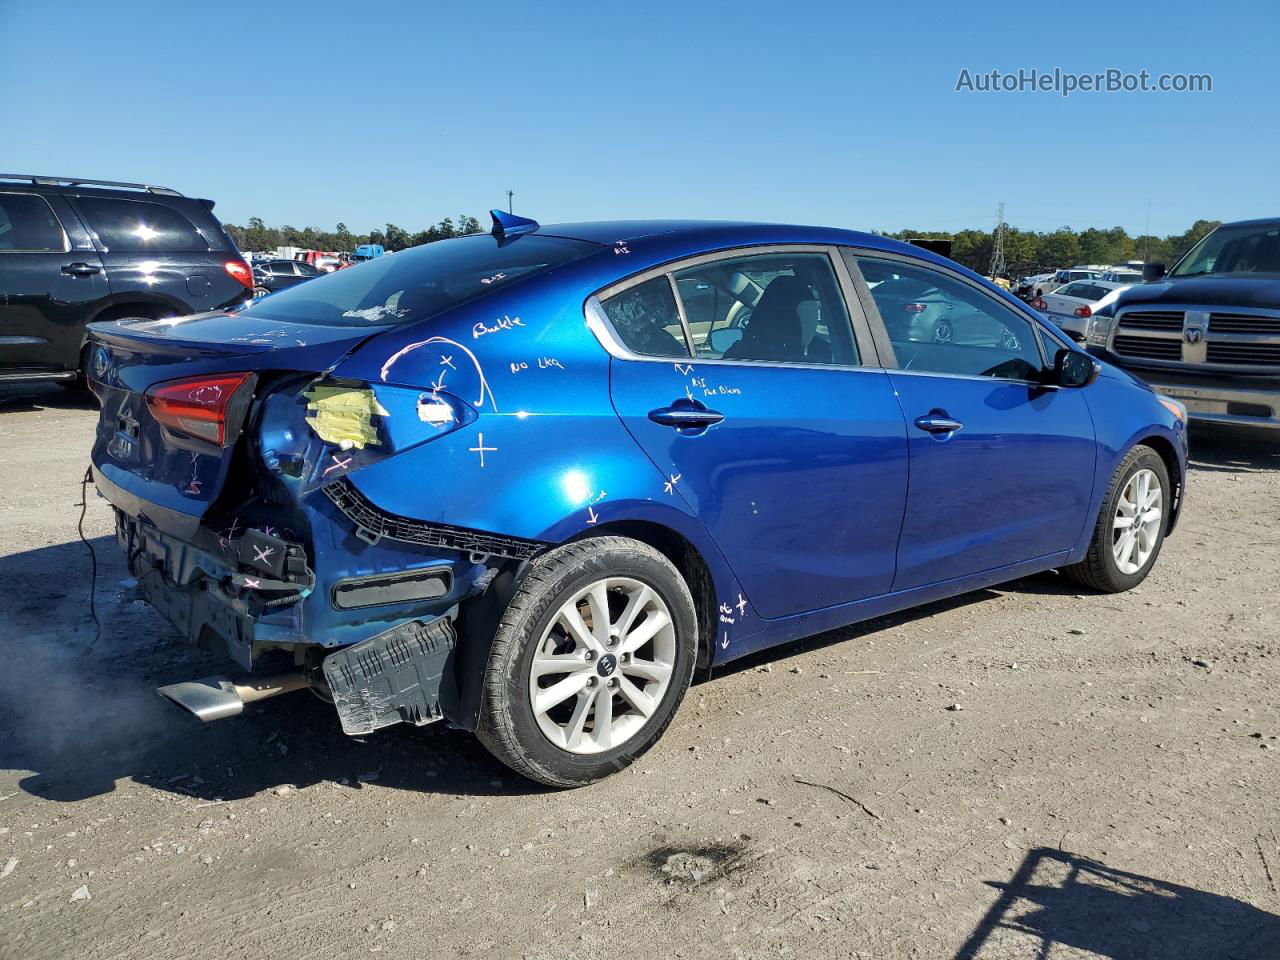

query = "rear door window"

[
  {"left": 599, "top": 276, "right": 689, "bottom": 358},
  {"left": 672, "top": 252, "right": 858, "bottom": 365},
  {"left": 72, "top": 196, "right": 209, "bottom": 252},
  {"left": 0, "top": 193, "right": 67, "bottom": 252}
]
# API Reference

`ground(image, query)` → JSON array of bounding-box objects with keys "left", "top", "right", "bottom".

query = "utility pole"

[
  {"left": 988, "top": 202, "right": 1007, "bottom": 279},
  {"left": 1142, "top": 198, "right": 1152, "bottom": 263},
  {"left": 506, "top": 189, "right": 514, "bottom": 214}
]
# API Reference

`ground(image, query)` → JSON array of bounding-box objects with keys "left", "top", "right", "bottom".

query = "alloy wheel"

[
  {"left": 528, "top": 577, "right": 677, "bottom": 755},
  {"left": 1113, "top": 468, "right": 1163, "bottom": 575}
]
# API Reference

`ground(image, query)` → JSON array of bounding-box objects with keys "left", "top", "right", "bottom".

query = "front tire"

[
  {"left": 1063, "top": 445, "right": 1170, "bottom": 592},
  {"left": 476, "top": 537, "right": 698, "bottom": 788}
]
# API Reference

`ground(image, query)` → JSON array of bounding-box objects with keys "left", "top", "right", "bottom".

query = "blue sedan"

[{"left": 87, "top": 212, "right": 1188, "bottom": 786}]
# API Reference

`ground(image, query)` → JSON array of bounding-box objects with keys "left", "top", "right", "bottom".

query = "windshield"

[
  {"left": 1173, "top": 223, "right": 1280, "bottom": 276},
  {"left": 241, "top": 233, "right": 601, "bottom": 326}
]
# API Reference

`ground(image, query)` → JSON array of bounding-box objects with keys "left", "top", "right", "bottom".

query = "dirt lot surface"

[{"left": 1, "top": 383, "right": 1278, "bottom": 960}]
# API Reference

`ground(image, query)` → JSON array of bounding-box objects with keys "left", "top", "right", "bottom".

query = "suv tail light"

[
  {"left": 224, "top": 259, "right": 253, "bottom": 290},
  {"left": 904, "top": 303, "right": 927, "bottom": 313},
  {"left": 1031, "top": 297, "right": 1048, "bottom": 310},
  {"left": 1074, "top": 305, "right": 1093, "bottom": 318},
  {"left": 147, "top": 372, "right": 253, "bottom": 445}
]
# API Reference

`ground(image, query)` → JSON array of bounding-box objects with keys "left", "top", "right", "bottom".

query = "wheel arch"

[
  {"left": 566, "top": 519, "right": 719, "bottom": 674},
  {"left": 1133, "top": 433, "right": 1184, "bottom": 533}
]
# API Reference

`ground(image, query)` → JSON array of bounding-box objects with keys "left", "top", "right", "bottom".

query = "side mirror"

[
  {"left": 709, "top": 327, "right": 744, "bottom": 354},
  {"left": 1142, "top": 261, "right": 1166, "bottom": 282},
  {"left": 1054, "top": 347, "right": 1099, "bottom": 387}
]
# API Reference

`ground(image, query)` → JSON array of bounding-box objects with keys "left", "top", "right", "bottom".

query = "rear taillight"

[
  {"left": 224, "top": 259, "right": 253, "bottom": 289},
  {"left": 147, "top": 372, "right": 252, "bottom": 445},
  {"left": 1074, "top": 305, "right": 1093, "bottom": 318},
  {"left": 904, "top": 303, "right": 927, "bottom": 313},
  {"left": 1031, "top": 297, "right": 1048, "bottom": 310}
]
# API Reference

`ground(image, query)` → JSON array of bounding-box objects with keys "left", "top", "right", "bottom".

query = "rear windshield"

[{"left": 241, "top": 233, "right": 601, "bottom": 326}]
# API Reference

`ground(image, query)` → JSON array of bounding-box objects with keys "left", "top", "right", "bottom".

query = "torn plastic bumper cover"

[
  {"left": 323, "top": 615, "right": 460, "bottom": 735},
  {"left": 321, "top": 476, "right": 547, "bottom": 560}
]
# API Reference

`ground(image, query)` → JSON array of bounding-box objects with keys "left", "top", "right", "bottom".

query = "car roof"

[
  {"left": 532, "top": 218, "right": 944, "bottom": 267},
  {"left": 1220, "top": 217, "right": 1280, "bottom": 228}
]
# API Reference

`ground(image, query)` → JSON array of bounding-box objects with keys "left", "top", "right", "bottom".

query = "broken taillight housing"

[{"left": 146, "top": 372, "right": 253, "bottom": 445}]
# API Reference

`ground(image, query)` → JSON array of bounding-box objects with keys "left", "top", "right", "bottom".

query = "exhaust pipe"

[{"left": 157, "top": 672, "right": 309, "bottom": 723}]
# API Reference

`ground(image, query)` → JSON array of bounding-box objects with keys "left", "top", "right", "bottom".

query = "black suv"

[
  {"left": 1087, "top": 218, "right": 1280, "bottom": 433},
  {"left": 0, "top": 174, "right": 252, "bottom": 384}
]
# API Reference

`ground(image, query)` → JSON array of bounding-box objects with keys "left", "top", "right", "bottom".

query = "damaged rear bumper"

[{"left": 111, "top": 497, "right": 483, "bottom": 738}]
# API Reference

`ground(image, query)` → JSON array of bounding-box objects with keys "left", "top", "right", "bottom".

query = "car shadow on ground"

[
  {"left": 0, "top": 382, "right": 98, "bottom": 413},
  {"left": 953, "top": 846, "right": 1280, "bottom": 959},
  {"left": 2, "top": 532, "right": 1031, "bottom": 805},
  {"left": 0, "top": 535, "right": 535, "bottom": 805},
  {"left": 1188, "top": 425, "right": 1280, "bottom": 473},
  {"left": 2, "top": 423, "right": 1268, "bottom": 806}
]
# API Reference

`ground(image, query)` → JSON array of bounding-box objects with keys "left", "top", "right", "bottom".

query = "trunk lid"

[{"left": 89, "top": 310, "right": 383, "bottom": 537}]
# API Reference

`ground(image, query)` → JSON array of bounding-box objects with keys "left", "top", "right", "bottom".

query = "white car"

[
  {"left": 1100, "top": 269, "right": 1143, "bottom": 284},
  {"left": 1034, "top": 279, "right": 1130, "bottom": 339},
  {"left": 1032, "top": 268, "right": 1103, "bottom": 298}
]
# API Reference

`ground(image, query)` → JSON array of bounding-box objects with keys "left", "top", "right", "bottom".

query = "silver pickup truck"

[{"left": 1087, "top": 218, "right": 1280, "bottom": 432}]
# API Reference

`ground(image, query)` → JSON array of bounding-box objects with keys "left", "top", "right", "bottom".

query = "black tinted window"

[
  {"left": 244, "top": 233, "right": 601, "bottom": 326},
  {"left": 296, "top": 262, "right": 321, "bottom": 276},
  {"left": 0, "top": 193, "right": 65, "bottom": 251},
  {"left": 600, "top": 276, "right": 689, "bottom": 358},
  {"left": 858, "top": 257, "right": 1044, "bottom": 380},
  {"left": 270, "top": 261, "right": 296, "bottom": 275},
  {"left": 74, "top": 197, "right": 208, "bottom": 252}
]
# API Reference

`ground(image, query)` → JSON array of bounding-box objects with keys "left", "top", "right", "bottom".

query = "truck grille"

[
  {"left": 1112, "top": 305, "right": 1280, "bottom": 371},
  {"left": 1117, "top": 310, "right": 1184, "bottom": 331},
  {"left": 1113, "top": 335, "right": 1182, "bottom": 361},
  {"left": 1206, "top": 342, "right": 1280, "bottom": 366},
  {"left": 1210, "top": 312, "right": 1280, "bottom": 334}
]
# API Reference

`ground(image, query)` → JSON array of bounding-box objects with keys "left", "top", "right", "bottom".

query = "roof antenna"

[{"left": 490, "top": 209, "right": 539, "bottom": 240}]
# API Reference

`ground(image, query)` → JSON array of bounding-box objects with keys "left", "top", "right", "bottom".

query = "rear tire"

[
  {"left": 253, "top": 286, "right": 269, "bottom": 299},
  {"left": 476, "top": 537, "right": 698, "bottom": 788},
  {"left": 1063, "top": 445, "right": 1170, "bottom": 593}
]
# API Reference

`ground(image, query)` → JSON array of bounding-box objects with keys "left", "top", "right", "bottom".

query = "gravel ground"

[{"left": 1, "top": 383, "right": 1278, "bottom": 960}]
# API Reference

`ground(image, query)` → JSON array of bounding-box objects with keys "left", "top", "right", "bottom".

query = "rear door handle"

[
  {"left": 914, "top": 414, "right": 963, "bottom": 434},
  {"left": 648, "top": 399, "right": 725, "bottom": 430},
  {"left": 61, "top": 262, "right": 100, "bottom": 276}
]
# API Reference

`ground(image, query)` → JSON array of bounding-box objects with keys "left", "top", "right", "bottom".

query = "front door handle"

[
  {"left": 648, "top": 399, "right": 725, "bottom": 430},
  {"left": 914, "top": 414, "right": 963, "bottom": 434},
  {"left": 61, "top": 262, "right": 101, "bottom": 276}
]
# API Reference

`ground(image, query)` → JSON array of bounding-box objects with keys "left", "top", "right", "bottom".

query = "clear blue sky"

[{"left": 2, "top": 0, "right": 1275, "bottom": 237}]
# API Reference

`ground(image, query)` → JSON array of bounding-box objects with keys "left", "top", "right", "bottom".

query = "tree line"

[
  {"left": 224, "top": 215, "right": 484, "bottom": 254},
  {"left": 224, "top": 213, "right": 1223, "bottom": 277},
  {"left": 882, "top": 219, "right": 1221, "bottom": 277}
]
